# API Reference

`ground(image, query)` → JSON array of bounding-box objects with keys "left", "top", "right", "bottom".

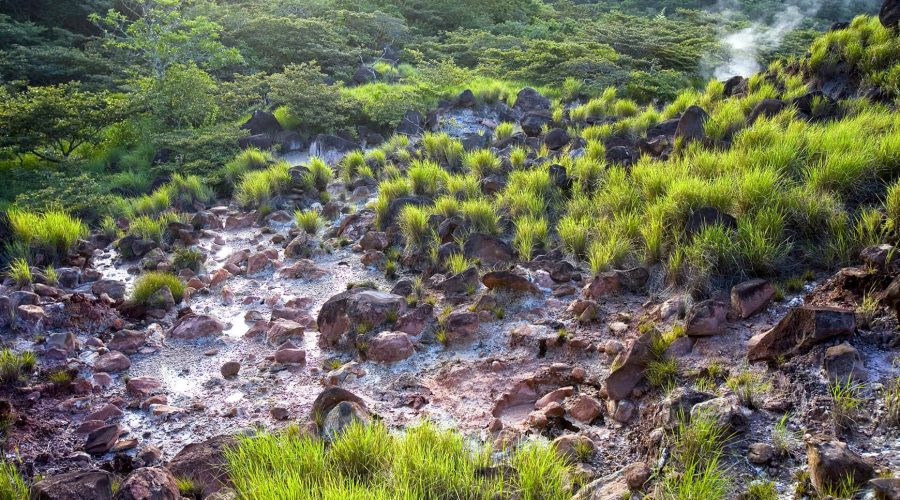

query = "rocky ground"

[{"left": 3, "top": 98, "right": 900, "bottom": 499}]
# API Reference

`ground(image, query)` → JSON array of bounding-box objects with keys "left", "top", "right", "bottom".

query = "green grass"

[
  {"left": 495, "top": 122, "right": 516, "bottom": 141},
  {"left": 0, "top": 459, "right": 28, "bottom": 499},
  {"left": 423, "top": 133, "right": 464, "bottom": 170},
  {"left": 7, "top": 208, "right": 87, "bottom": 261},
  {"left": 398, "top": 205, "right": 430, "bottom": 251},
  {"left": 130, "top": 272, "right": 185, "bottom": 306},
  {"left": 128, "top": 215, "right": 167, "bottom": 243},
  {"left": 772, "top": 413, "right": 798, "bottom": 456},
  {"left": 445, "top": 253, "right": 476, "bottom": 275},
  {"left": 408, "top": 160, "right": 446, "bottom": 197},
  {"left": 172, "top": 247, "right": 204, "bottom": 272},
  {"left": 463, "top": 149, "right": 501, "bottom": 178},
  {"left": 461, "top": 198, "right": 500, "bottom": 235},
  {"left": 223, "top": 148, "right": 275, "bottom": 184},
  {"left": 886, "top": 374, "right": 900, "bottom": 428},
  {"left": 236, "top": 161, "right": 291, "bottom": 207},
  {"left": 660, "top": 410, "right": 733, "bottom": 499},
  {"left": 829, "top": 376, "right": 865, "bottom": 431},
  {"left": 307, "top": 157, "right": 333, "bottom": 192},
  {"left": 745, "top": 480, "right": 778, "bottom": 500},
  {"left": 725, "top": 368, "right": 771, "bottom": 409},
  {"left": 224, "top": 420, "right": 572, "bottom": 500},
  {"left": 295, "top": 209, "right": 324, "bottom": 235},
  {"left": 6, "top": 258, "right": 32, "bottom": 286},
  {"left": 176, "top": 476, "right": 203, "bottom": 498},
  {"left": 0, "top": 349, "right": 36, "bottom": 384},
  {"left": 513, "top": 216, "right": 548, "bottom": 261},
  {"left": 340, "top": 150, "right": 366, "bottom": 182}
]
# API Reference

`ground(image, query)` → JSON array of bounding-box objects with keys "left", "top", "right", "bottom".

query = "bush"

[
  {"left": 130, "top": 272, "right": 185, "bottom": 306},
  {"left": 269, "top": 62, "right": 352, "bottom": 134}
]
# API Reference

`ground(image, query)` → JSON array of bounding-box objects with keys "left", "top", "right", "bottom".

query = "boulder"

[
  {"left": 870, "top": 477, "right": 900, "bottom": 500},
  {"left": 748, "top": 443, "right": 776, "bottom": 464},
  {"left": 114, "top": 467, "right": 180, "bottom": 500},
  {"left": 731, "top": 279, "right": 775, "bottom": 319},
  {"left": 605, "top": 145, "right": 640, "bottom": 167},
  {"left": 266, "top": 319, "right": 305, "bottom": 345},
  {"left": 273, "top": 341, "right": 306, "bottom": 364},
  {"left": 310, "top": 387, "right": 368, "bottom": 424},
  {"left": 395, "top": 304, "right": 433, "bottom": 336},
  {"left": 241, "top": 110, "right": 282, "bottom": 135},
  {"left": 168, "top": 314, "right": 224, "bottom": 340},
  {"left": 367, "top": 331, "right": 414, "bottom": 363},
  {"left": 84, "top": 423, "right": 122, "bottom": 454},
  {"left": 807, "top": 438, "right": 874, "bottom": 494},
  {"left": 481, "top": 270, "right": 539, "bottom": 293},
  {"left": 605, "top": 330, "right": 654, "bottom": 400},
  {"left": 882, "top": 0, "right": 900, "bottom": 29},
  {"left": 723, "top": 75, "right": 748, "bottom": 97},
  {"left": 167, "top": 436, "right": 237, "bottom": 497},
  {"left": 92, "top": 280, "right": 126, "bottom": 301},
  {"left": 396, "top": 111, "right": 423, "bottom": 135},
  {"left": 520, "top": 112, "right": 552, "bottom": 137},
  {"left": 552, "top": 434, "right": 595, "bottom": 461},
  {"left": 437, "top": 267, "right": 480, "bottom": 297},
  {"left": 238, "top": 134, "right": 273, "bottom": 150},
  {"left": 685, "top": 206, "right": 736, "bottom": 237},
  {"left": 748, "top": 306, "right": 855, "bottom": 361},
  {"left": 674, "top": 105, "right": 708, "bottom": 144},
  {"left": 444, "top": 310, "right": 480, "bottom": 342},
  {"left": 748, "top": 98, "right": 787, "bottom": 123},
  {"left": 322, "top": 401, "right": 371, "bottom": 440},
  {"left": 31, "top": 470, "right": 114, "bottom": 500},
  {"left": 108, "top": 330, "right": 146, "bottom": 354},
  {"left": 823, "top": 343, "right": 867, "bottom": 383},
  {"left": 347, "top": 290, "right": 406, "bottom": 327},
  {"left": 463, "top": 233, "right": 515, "bottom": 266},
  {"left": 684, "top": 299, "right": 727, "bottom": 337},
  {"left": 220, "top": 361, "right": 240, "bottom": 378},
  {"left": 94, "top": 351, "right": 130, "bottom": 373},
  {"left": 513, "top": 87, "right": 551, "bottom": 114},
  {"left": 690, "top": 397, "right": 750, "bottom": 431},
  {"left": 545, "top": 128, "right": 571, "bottom": 150},
  {"left": 583, "top": 267, "right": 648, "bottom": 299},
  {"left": 309, "top": 134, "right": 359, "bottom": 159}
]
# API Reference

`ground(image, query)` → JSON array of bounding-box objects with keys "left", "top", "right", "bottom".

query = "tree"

[
  {"left": 138, "top": 63, "right": 219, "bottom": 128},
  {"left": 0, "top": 83, "right": 126, "bottom": 162},
  {"left": 90, "top": 0, "right": 241, "bottom": 78},
  {"left": 268, "top": 62, "right": 352, "bottom": 134}
]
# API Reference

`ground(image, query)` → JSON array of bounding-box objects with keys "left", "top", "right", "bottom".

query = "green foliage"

[
  {"left": 463, "top": 149, "right": 501, "bottom": 178},
  {"left": 269, "top": 63, "right": 351, "bottom": 134},
  {"left": 171, "top": 247, "right": 204, "bottom": 272},
  {"left": 398, "top": 205, "right": 430, "bottom": 251},
  {"left": 829, "top": 376, "right": 865, "bottom": 431},
  {"left": 6, "top": 258, "right": 33, "bottom": 287},
  {"left": 235, "top": 162, "right": 290, "bottom": 207},
  {"left": 225, "top": 420, "right": 572, "bottom": 499},
  {"left": 408, "top": 160, "right": 446, "bottom": 197},
  {"left": 0, "top": 459, "right": 28, "bottom": 500},
  {"left": 130, "top": 271, "right": 184, "bottom": 306},
  {"left": 461, "top": 198, "right": 500, "bottom": 235},
  {"left": 295, "top": 210, "right": 324, "bottom": 235},
  {"left": 140, "top": 63, "right": 220, "bottom": 128},
  {"left": 726, "top": 368, "right": 771, "bottom": 409},
  {"left": 223, "top": 148, "right": 274, "bottom": 185},
  {"left": 0, "top": 349, "right": 36, "bottom": 384},
  {"left": 513, "top": 216, "right": 548, "bottom": 261},
  {"left": 306, "top": 157, "right": 333, "bottom": 192},
  {"left": 745, "top": 480, "right": 778, "bottom": 500},
  {"left": 0, "top": 82, "right": 125, "bottom": 162},
  {"left": 8, "top": 208, "right": 87, "bottom": 261}
]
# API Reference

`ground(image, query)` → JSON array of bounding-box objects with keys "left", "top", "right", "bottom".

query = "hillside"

[{"left": 1, "top": 1, "right": 900, "bottom": 499}]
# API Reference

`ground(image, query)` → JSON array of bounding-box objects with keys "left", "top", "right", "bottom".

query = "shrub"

[
  {"left": 7, "top": 208, "right": 88, "bottom": 261},
  {"left": 130, "top": 272, "right": 185, "bottom": 306},
  {"left": 235, "top": 162, "right": 291, "bottom": 207},
  {"left": 295, "top": 209, "right": 324, "bottom": 235}
]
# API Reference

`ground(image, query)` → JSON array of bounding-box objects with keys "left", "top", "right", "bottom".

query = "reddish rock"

[
  {"left": 748, "top": 306, "right": 855, "bottom": 361},
  {"left": 444, "top": 310, "right": 479, "bottom": 342},
  {"left": 395, "top": 304, "right": 433, "bottom": 336},
  {"left": 167, "top": 436, "right": 236, "bottom": 496},
  {"left": 86, "top": 403, "right": 123, "bottom": 422},
  {"left": 31, "top": 470, "right": 114, "bottom": 500},
  {"left": 127, "top": 376, "right": 161, "bottom": 397},
  {"left": 279, "top": 259, "right": 328, "bottom": 279},
  {"left": 360, "top": 231, "right": 389, "bottom": 251},
  {"left": 481, "top": 270, "right": 539, "bottom": 293},
  {"left": 220, "top": 361, "right": 240, "bottom": 378},
  {"left": 94, "top": 351, "right": 131, "bottom": 373},
  {"left": 807, "top": 438, "right": 874, "bottom": 495},
  {"left": 209, "top": 268, "right": 231, "bottom": 286},
  {"left": 583, "top": 267, "right": 649, "bottom": 299},
  {"left": 114, "top": 467, "right": 179, "bottom": 500},
  {"left": 684, "top": 299, "right": 727, "bottom": 337},
  {"left": 553, "top": 434, "right": 595, "bottom": 461},
  {"left": 605, "top": 330, "right": 654, "bottom": 400},
  {"left": 266, "top": 319, "right": 305, "bottom": 345},
  {"left": 731, "top": 279, "right": 775, "bottom": 319},
  {"left": 84, "top": 424, "right": 122, "bottom": 454},
  {"left": 107, "top": 330, "right": 146, "bottom": 354},
  {"left": 168, "top": 314, "right": 224, "bottom": 340},
  {"left": 567, "top": 394, "right": 602, "bottom": 424},
  {"left": 273, "top": 341, "right": 306, "bottom": 364},
  {"left": 246, "top": 253, "right": 272, "bottom": 275},
  {"left": 535, "top": 386, "right": 574, "bottom": 409},
  {"left": 366, "top": 331, "right": 414, "bottom": 363}
]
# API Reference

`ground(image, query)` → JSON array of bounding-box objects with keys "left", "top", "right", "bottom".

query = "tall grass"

[
  {"left": 130, "top": 272, "right": 185, "bottom": 306},
  {"left": 223, "top": 148, "right": 274, "bottom": 184},
  {"left": 398, "top": 205, "right": 430, "bottom": 251},
  {"left": 0, "top": 459, "right": 28, "bottom": 499},
  {"left": 8, "top": 208, "right": 87, "bottom": 261},
  {"left": 224, "top": 420, "right": 572, "bottom": 500},
  {"left": 236, "top": 162, "right": 291, "bottom": 207}
]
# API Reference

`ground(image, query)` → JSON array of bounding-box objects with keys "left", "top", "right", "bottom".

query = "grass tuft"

[{"left": 130, "top": 272, "right": 185, "bottom": 306}]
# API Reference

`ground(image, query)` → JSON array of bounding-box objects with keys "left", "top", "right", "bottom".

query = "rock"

[
  {"left": 15, "top": 304, "right": 47, "bottom": 332},
  {"left": 310, "top": 387, "right": 368, "bottom": 424},
  {"left": 731, "top": 279, "right": 775, "bottom": 319},
  {"left": 317, "top": 288, "right": 368, "bottom": 346},
  {"left": 322, "top": 401, "right": 371, "bottom": 440},
  {"left": 481, "top": 270, "right": 538, "bottom": 293},
  {"left": 347, "top": 290, "right": 406, "bottom": 328},
  {"left": 92, "top": 280, "right": 126, "bottom": 301},
  {"left": 273, "top": 341, "right": 306, "bottom": 364},
  {"left": 108, "top": 330, "right": 146, "bottom": 354},
  {"left": 823, "top": 343, "right": 867, "bottom": 383},
  {"left": 238, "top": 133, "right": 273, "bottom": 150},
  {"left": 513, "top": 87, "right": 551, "bottom": 114},
  {"left": 310, "top": 134, "right": 359, "bottom": 161},
  {"left": 444, "top": 310, "right": 480, "bottom": 342},
  {"left": 279, "top": 259, "right": 327, "bottom": 280},
  {"left": 684, "top": 299, "right": 727, "bottom": 337},
  {"left": 220, "top": 361, "right": 240, "bottom": 378},
  {"left": 520, "top": 112, "right": 552, "bottom": 137},
  {"left": 246, "top": 253, "right": 272, "bottom": 275},
  {"left": 624, "top": 461, "right": 651, "bottom": 490},
  {"left": 583, "top": 268, "right": 648, "bottom": 299},
  {"left": 860, "top": 243, "right": 895, "bottom": 269},
  {"left": 748, "top": 98, "right": 787, "bottom": 123},
  {"left": 127, "top": 376, "right": 161, "bottom": 397},
  {"left": 47, "top": 331, "right": 77, "bottom": 354},
  {"left": 535, "top": 386, "right": 574, "bottom": 409},
  {"left": 396, "top": 110, "right": 423, "bottom": 135},
  {"left": 605, "top": 330, "right": 653, "bottom": 400},
  {"left": 685, "top": 206, "right": 737, "bottom": 237},
  {"left": 545, "top": 128, "right": 571, "bottom": 150},
  {"left": 266, "top": 319, "right": 305, "bottom": 345},
  {"left": 114, "top": 467, "right": 180, "bottom": 500},
  {"left": 882, "top": 0, "right": 900, "bottom": 28},
  {"left": 168, "top": 436, "right": 236, "bottom": 497},
  {"left": 690, "top": 397, "right": 750, "bottom": 431},
  {"left": 870, "top": 477, "right": 900, "bottom": 499},
  {"left": 552, "top": 434, "right": 595, "bottom": 461},
  {"left": 395, "top": 304, "right": 433, "bottom": 336},
  {"left": 31, "top": 469, "right": 114, "bottom": 500},
  {"left": 612, "top": 399, "right": 635, "bottom": 423},
  {"left": 84, "top": 423, "right": 122, "bottom": 454},
  {"left": 568, "top": 394, "right": 602, "bottom": 424},
  {"left": 463, "top": 233, "right": 515, "bottom": 266},
  {"left": 748, "top": 442, "right": 775, "bottom": 464},
  {"left": 748, "top": 306, "right": 856, "bottom": 361},
  {"left": 360, "top": 231, "right": 389, "bottom": 251},
  {"left": 94, "top": 351, "right": 131, "bottom": 373},
  {"left": 86, "top": 403, "right": 124, "bottom": 422},
  {"left": 366, "top": 331, "right": 414, "bottom": 363},
  {"left": 437, "top": 267, "right": 480, "bottom": 297},
  {"left": 168, "top": 314, "right": 224, "bottom": 340},
  {"left": 605, "top": 145, "right": 639, "bottom": 167},
  {"left": 117, "top": 235, "right": 157, "bottom": 260},
  {"left": 807, "top": 438, "right": 874, "bottom": 494},
  {"left": 674, "top": 105, "right": 708, "bottom": 144},
  {"left": 723, "top": 75, "right": 748, "bottom": 97},
  {"left": 57, "top": 267, "right": 81, "bottom": 288}
]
